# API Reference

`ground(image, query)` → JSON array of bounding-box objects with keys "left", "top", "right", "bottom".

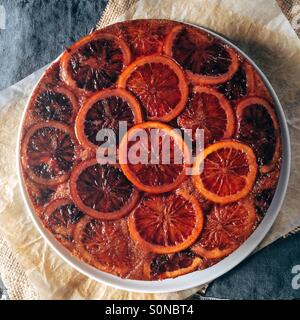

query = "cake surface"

[{"left": 20, "top": 19, "right": 282, "bottom": 280}]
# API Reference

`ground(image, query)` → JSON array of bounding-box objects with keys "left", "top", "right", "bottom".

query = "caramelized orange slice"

[
  {"left": 42, "top": 198, "right": 84, "bottom": 249},
  {"left": 75, "top": 88, "right": 143, "bottom": 150},
  {"left": 70, "top": 159, "right": 140, "bottom": 220},
  {"left": 193, "top": 141, "right": 257, "bottom": 204},
  {"left": 177, "top": 86, "right": 235, "bottom": 145},
  {"left": 119, "top": 121, "right": 191, "bottom": 193},
  {"left": 128, "top": 190, "right": 204, "bottom": 254},
  {"left": 217, "top": 61, "right": 254, "bottom": 101},
  {"left": 192, "top": 198, "right": 257, "bottom": 259},
  {"left": 164, "top": 25, "right": 239, "bottom": 85},
  {"left": 118, "top": 54, "right": 188, "bottom": 122},
  {"left": 115, "top": 20, "right": 175, "bottom": 57},
  {"left": 33, "top": 87, "right": 78, "bottom": 124},
  {"left": 61, "top": 32, "right": 131, "bottom": 94},
  {"left": 21, "top": 121, "right": 77, "bottom": 186},
  {"left": 253, "top": 165, "right": 280, "bottom": 215},
  {"left": 145, "top": 251, "right": 202, "bottom": 280},
  {"left": 236, "top": 97, "right": 281, "bottom": 173},
  {"left": 74, "top": 216, "right": 147, "bottom": 277},
  {"left": 26, "top": 180, "right": 55, "bottom": 206}
]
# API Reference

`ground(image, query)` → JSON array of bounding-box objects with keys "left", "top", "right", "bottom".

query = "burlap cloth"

[
  {"left": 277, "top": 0, "right": 300, "bottom": 37},
  {"left": 0, "top": 0, "right": 300, "bottom": 300}
]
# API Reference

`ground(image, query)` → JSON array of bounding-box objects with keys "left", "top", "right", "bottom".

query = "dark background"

[
  {"left": 0, "top": 0, "right": 299, "bottom": 300},
  {"left": 0, "top": 0, "right": 108, "bottom": 90}
]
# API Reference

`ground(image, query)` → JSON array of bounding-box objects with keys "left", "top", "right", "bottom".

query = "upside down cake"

[{"left": 19, "top": 19, "right": 282, "bottom": 280}]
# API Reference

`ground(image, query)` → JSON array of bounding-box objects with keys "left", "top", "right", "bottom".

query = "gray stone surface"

[{"left": 0, "top": 0, "right": 108, "bottom": 91}]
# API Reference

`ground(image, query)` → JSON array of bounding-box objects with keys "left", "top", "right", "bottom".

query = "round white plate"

[{"left": 17, "top": 22, "right": 291, "bottom": 293}]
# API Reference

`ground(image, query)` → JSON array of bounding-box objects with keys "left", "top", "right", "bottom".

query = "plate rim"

[{"left": 16, "top": 20, "right": 291, "bottom": 294}]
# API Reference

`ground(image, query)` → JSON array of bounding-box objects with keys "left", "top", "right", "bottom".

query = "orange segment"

[
  {"left": 192, "top": 198, "right": 257, "bottom": 259},
  {"left": 61, "top": 32, "right": 131, "bottom": 94},
  {"left": 164, "top": 25, "right": 239, "bottom": 85},
  {"left": 118, "top": 54, "right": 188, "bottom": 122},
  {"left": 75, "top": 88, "right": 143, "bottom": 150},
  {"left": 119, "top": 121, "right": 191, "bottom": 194},
  {"left": 70, "top": 159, "right": 140, "bottom": 220},
  {"left": 236, "top": 97, "right": 281, "bottom": 173},
  {"left": 193, "top": 141, "right": 257, "bottom": 204},
  {"left": 177, "top": 86, "right": 235, "bottom": 146},
  {"left": 128, "top": 190, "right": 204, "bottom": 254}
]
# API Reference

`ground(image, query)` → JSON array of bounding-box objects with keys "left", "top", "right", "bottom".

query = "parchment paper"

[{"left": 0, "top": 0, "right": 300, "bottom": 300}]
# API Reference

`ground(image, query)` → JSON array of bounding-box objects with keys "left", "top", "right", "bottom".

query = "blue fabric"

[{"left": 203, "top": 233, "right": 300, "bottom": 300}]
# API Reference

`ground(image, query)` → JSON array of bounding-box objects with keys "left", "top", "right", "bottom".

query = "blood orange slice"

[
  {"left": 128, "top": 190, "right": 204, "bottom": 254},
  {"left": 60, "top": 32, "right": 131, "bottom": 94},
  {"left": 21, "top": 121, "right": 77, "bottom": 186},
  {"left": 75, "top": 88, "right": 143, "bottom": 150},
  {"left": 254, "top": 167, "right": 280, "bottom": 193},
  {"left": 253, "top": 167, "right": 280, "bottom": 215},
  {"left": 177, "top": 86, "right": 235, "bottom": 146},
  {"left": 33, "top": 87, "right": 78, "bottom": 124},
  {"left": 118, "top": 55, "right": 188, "bottom": 122},
  {"left": 70, "top": 159, "right": 140, "bottom": 220},
  {"left": 164, "top": 25, "right": 239, "bottom": 85},
  {"left": 217, "top": 61, "right": 254, "bottom": 101},
  {"left": 192, "top": 198, "right": 257, "bottom": 259},
  {"left": 42, "top": 198, "right": 84, "bottom": 249},
  {"left": 145, "top": 251, "right": 202, "bottom": 279},
  {"left": 193, "top": 141, "right": 257, "bottom": 204},
  {"left": 119, "top": 122, "right": 191, "bottom": 193},
  {"left": 116, "top": 20, "right": 175, "bottom": 57},
  {"left": 236, "top": 97, "right": 280, "bottom": 173},
  {"left": 73, "top": 216, "right": 146, "bottom": 277},
  {"left": 25, "top": 179, "right": 55, "bottom": 206}
]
